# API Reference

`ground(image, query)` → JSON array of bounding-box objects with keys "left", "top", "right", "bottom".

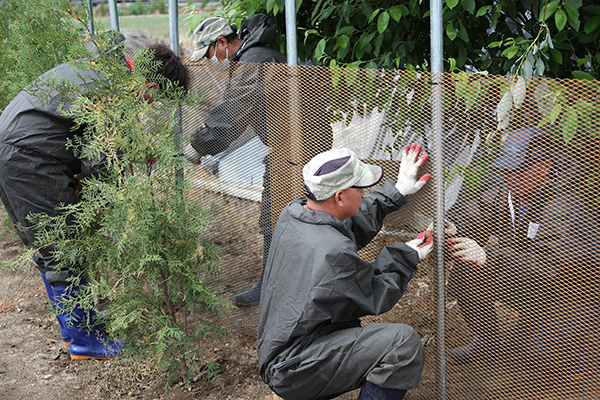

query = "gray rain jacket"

[
  {"left": 0, "top": 38, "right": 125, "bottom": 284},
  {"left": 0, "top": 63, "right": 102, "bottom": 173},
  {"left": 257, "top": 181, "right": 420, "bottom": 380}
]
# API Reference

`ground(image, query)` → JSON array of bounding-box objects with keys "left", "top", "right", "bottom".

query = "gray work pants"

[{"left": 267, "top": 323, "right": 424, "bottom": 400}]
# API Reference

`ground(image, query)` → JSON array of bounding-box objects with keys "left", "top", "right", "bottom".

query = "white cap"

[
  {"left": 303, "top": 148, "right": 383, "bottom": 201},
  {"left": 190, "top": 17, "right": 234, "bottom": 61}
]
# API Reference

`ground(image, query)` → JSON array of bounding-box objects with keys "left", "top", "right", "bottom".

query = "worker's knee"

[
  {"left": 389, "top": 324, "right": 425, "bottom": 365},
  {"left": 366, "top": 323, "right": 425, "bottom": 389}
]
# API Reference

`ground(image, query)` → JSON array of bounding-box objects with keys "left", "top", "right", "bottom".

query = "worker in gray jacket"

[
  {"left": 257, "top": 145, "right": 433, "bottom": 400},
  {"left": 186, "top": 14, "right": 333, "bottom": 306},
  {"left": 0, "top": 39, "right": 188, "bottom": 360}
]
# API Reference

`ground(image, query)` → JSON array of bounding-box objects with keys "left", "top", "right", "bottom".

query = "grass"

[{"left": 94, "top": 12, "right": 213, "bottom": 45}]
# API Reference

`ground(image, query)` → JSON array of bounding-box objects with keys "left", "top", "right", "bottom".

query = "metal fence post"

[
  {"left": 168, "top": 0, "right": 184, "bottom": 186},
  {"left": 108, "top": 0, "right": 119, "bottom": 31},
  {"left": 285, "top": 0, "right": 302, "bottom": 193},
  {"left": 430, "top": 0, "right": 446, "bottom": 398},
  {"left": 86, "top": 0, "right": 95, "bottom": 37}
]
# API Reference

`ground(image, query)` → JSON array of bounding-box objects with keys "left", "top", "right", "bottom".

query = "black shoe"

[{"left": 233, "top": 279, "right": 262, "bottom": 306}]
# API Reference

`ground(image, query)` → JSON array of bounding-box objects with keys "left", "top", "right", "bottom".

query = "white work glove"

[
  {"left": 427, "top": 219, "right": 458, "bottom": 236},
  {"left": 447, "top": 237, "right": 486, "bottom": 267},
  {"left": 184, "top": 143, "right": 202, "bottom": 164},
  {"left": 405, "top": 230, "right": 434, "bottom": 260},
  {"left": 395, "top": 143, "right": 431, "bottom": 196}
]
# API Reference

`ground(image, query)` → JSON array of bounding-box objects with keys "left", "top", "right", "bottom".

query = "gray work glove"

[
  {"left": 184, "top": 143, "right": 202, "bottom": 164},
  {"left": 406, "top": 230, "right": 434, "bottom": 260},
  {"left": 447, "top": 237, "right": 486, "bottom": 267},
  {"left": 395, "top": 144, "right": 431, "bottom": 196}
]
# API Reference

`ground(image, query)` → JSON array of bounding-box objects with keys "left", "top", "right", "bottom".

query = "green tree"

[
  {"left": 215, "top": 0, "right": 600, "bottom": 79},
  {"left": 0, "top": 0, "right": 91, "bottom": 111},
  {"left": 21, "top": 38, "right": 225, "bottom": 384}
]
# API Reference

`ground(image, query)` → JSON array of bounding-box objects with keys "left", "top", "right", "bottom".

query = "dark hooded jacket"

[
  {"left": 0, "top": 37, "right": 126, "bottom": 284},
  {"left": 0, "top": 63, "right": 101, "bottom": 174},
  {"left": 257, "top": 181, "right": 420, "bottom": 378},
  {"left": 190, "top": 14, "right": 287, "bottom": 155},
  {"left": 0, "top": 32, "right": 127, "bottom": 180},
  {"left": 449, "top": 149, "right": 600, "bottom": 307}
]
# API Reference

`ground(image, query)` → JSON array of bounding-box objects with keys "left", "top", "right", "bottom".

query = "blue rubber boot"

[
  {"left": 40, "top": 272, "right": 71, "bottom": 347},
  {"left": 358, "top": 381, "right": 407, "bottom": 400},
  {"left": 51, "top": 283, "right": 123, "bottom": 360},
  {"left": 234, "top": 277, "right": 262, "bottom": 306}
]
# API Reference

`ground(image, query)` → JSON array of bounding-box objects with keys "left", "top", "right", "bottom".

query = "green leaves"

[
  {"left": 377, "top": 11, "right": 390, "bottom": 33},
  {"left": 224, "top": 0, "right": 600, "bottom": 78},
  {"left": 463, "top": 0, "right": 475, "bottom": 14},
  {"left": 476, "top": 5, "right": 492, "bottom": 17},
  {"left": 584, "top": 16, "right": 600, "bottom": 34},
  {"left": 561, "top": 107, "right": 578, "bottom": 142},
  {"left": 314, "top": 38, "right": 327, "bottom": 61},
  {"left": 446, "top": 0, "right": 459, "bottom": 9},
  {"left": 389, "top": 6, "right": 403, "bottom": 22},
  {"left": 446, "top": 21, "right": 457, "bottom": 41},
  {"left": 572, "top": 71, "right": 596, "bottom": 80},
  {"left": 555, "top": 9, "right": 568, "bottom": 31},
  {"left": 0, "top": 0, "right": 86, "bottom": 111}
]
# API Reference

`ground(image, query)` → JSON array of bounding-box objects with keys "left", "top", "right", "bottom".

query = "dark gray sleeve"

[
  {"left": 190, "top": 62, "right": 265, "bottom": 155},
  {"left": 312, "top": 241, "right": 419, "bottom": 318},
  {"left": 446, "top": 171, "right": 504, "bottom": 245},
  {"left": 79, "top": 152, "right": 110, "bottom": 179},
  {"left": 346, "top": 180, "right": 407, "bottom": 250},
  {"left": 489, "top": 195, "right": 600, "bottom": 279}
]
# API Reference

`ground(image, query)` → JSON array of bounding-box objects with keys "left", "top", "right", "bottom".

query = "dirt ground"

[
  {"left": 0, "top": 203, "right": 275, "bottom": 400},
  {"left": 0, "top": 193, "right": 365, "bottom": 400}
]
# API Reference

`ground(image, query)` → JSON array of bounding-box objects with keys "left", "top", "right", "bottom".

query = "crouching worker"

[{"left": 257, "top": 145, "right": 433, "bottom": 400}]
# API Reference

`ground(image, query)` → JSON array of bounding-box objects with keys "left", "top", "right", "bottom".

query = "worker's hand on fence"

[
  {"left": 427, "top": 218, "right": 458, "bottom": 236},
  {"left": 406, "top": 230, "right": 434, "bottom": 261},
  {"left": 184, "top": 143, "right": 202, "bottom": 164},
  {"left": 447, "top": 237, "right": 486, "bottom": 267},
  {"left": 395, "top": 144, "right": 431, "bottom": 196}
]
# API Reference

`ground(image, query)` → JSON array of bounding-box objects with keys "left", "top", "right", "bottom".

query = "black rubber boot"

[
  {"left": 233, "top": 277, "right": 262, "bottom": 306},
  {"left": 446, "top": 335, "right": 493, "bottom": 365}
]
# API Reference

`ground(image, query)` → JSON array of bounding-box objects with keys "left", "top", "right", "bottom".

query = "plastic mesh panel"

[{"left": 183, "top": 59, "right": 600, "bottom": 398}]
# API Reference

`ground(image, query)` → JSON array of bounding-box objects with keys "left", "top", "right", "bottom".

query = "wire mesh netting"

[{"left": 182, "top": 58, "right": 600, "bottom": 399}]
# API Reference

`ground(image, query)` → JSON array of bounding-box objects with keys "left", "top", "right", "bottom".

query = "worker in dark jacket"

[
  {"left": 0, "top": 39, "right": 189, "bottom": 360},
  {"left": 185, "top": 14, "right": 333, "bottom": 306},
  {"left": 446, "top": 127, "right": 600, "bottom": 375},
  {"left": 258, "top": 145, "right": 433, "bottom": 400}
]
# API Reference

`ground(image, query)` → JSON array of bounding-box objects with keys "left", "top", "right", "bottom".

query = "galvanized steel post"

[
  {"left": 168, "top": 0, "right": 180, "bottom": 56},
  {"left": 108, "top": 0, "right": 119, "bottom": 31},
  {"left": 285, "top": 0, "right": 302, "bottom": 192},
  {"left": 86, "top": 0, "right": 95, "bottom": 37},
  {"left": 168, "top": 0, "right": 183, "bottom": 185},
  {"left": 430, "top": 0, "right": 446, "bottom": 398},
  {"left": 284, "top": 0, "right": 298, "bottom": 66}
]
